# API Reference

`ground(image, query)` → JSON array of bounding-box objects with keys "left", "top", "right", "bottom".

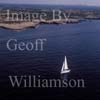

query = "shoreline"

[
  {"left": 0, "top": 18, "right": 100, "bottom": 30},
  {"left": 0, "top": 19, "right": 80, "bottom": 30}
]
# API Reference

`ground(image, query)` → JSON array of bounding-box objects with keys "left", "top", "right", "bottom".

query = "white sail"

[{"left": 61, "top": 56, "right": 70, "bottom": 74}]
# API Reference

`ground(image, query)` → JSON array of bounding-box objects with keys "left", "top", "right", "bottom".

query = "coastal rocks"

[
  {"left": 0, "top": 22, "right": 39, "bottom": 30},
  {"left": 0, "top": 19, "right": 80, "bottom": 30}
]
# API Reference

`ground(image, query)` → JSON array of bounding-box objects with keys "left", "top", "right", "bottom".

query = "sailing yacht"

[{"left": 61, "top": 56, "right": 70, "bottom": 74}]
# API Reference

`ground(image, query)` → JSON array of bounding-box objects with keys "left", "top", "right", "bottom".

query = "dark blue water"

[{"left": 0, "top": 20, "right": 98, "bottom": 99}]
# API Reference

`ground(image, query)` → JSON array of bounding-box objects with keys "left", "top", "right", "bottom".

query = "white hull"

[{"left": 61, "top": 69, "right": 70, "bottom": 74}]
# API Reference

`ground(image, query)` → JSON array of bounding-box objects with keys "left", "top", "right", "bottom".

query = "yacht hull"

[{"left": 61, "top": 69, "right": 70, "bottom": 74}]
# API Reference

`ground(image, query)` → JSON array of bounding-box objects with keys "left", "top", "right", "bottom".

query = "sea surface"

[{"left": 0, "top": 4, "right": 99, "bottom": 99}]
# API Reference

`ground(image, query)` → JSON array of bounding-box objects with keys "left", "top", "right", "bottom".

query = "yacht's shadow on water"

[{"left": 61, "top": 73, "right": 69, "bottom": 80}]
